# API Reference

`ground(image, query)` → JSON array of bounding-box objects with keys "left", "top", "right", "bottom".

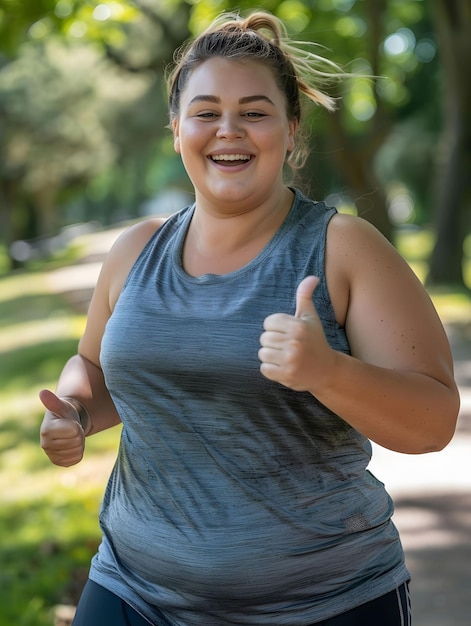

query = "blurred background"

[{"left": 0, "top": 1, "right": 470, "bottom": 625}]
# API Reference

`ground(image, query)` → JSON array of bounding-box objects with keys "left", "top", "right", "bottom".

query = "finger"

[
  {"left": 263, "top": 312, "right": 293, "bottom": 332},
  {"left": 258, "top": 345, "right": 282, "bottom": 365},
  {"left": 39, "top": 389, "right": 77, "bottom": 420},
  {"left": 40, "top": 415, "right": 83, "bottom": 442},
  {"left": 49, "top": 429, "right": 83, "bottom": 445},
  {"left": 259, "top": 362, "right": 281, "bottom": 383},
  {"left": 295, "top": 276, "right": 319, "bottom": 319},
  {"left": 259, "top": 330, "right": 286, "bottom": 348},
  {"left": 44, "top": 448, "right": 84, "bottom": 467}
]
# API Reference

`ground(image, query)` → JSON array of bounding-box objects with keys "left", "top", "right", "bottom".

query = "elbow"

[
  {"left": 400, "top": 430, "right": 455, "bottom": 455},
  {"left": 413, "top": 388, "right": 461, "bottom": 454},
  {"left": 427, "top": 423, "right": 458, "bottom": 453},
  {"left": 418, "top": 432, "right": 455, "bottom": 454}
]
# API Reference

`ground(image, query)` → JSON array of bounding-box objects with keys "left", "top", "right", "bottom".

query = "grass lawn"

[
  {"left": 0, "top": 266, "right": 121, "bottom": 625},
  {"left": 0, "top": 227, "right": 470, "bottom": 625}
]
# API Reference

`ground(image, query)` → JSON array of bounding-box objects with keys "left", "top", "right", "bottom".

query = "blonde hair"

[{"left": 167, "top": 10, "right": 343, "bottom": 168}]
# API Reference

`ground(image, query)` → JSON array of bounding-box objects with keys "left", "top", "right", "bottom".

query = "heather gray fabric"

[{"left": 91, "top": 189, "right": 409, "bottom": 625}]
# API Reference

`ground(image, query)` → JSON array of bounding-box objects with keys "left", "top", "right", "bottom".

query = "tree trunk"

[
  {"left": 34, "top": 185, "right": 59, "bottom": 237},
  {"left": 427, "top": 0, "right": 471, "bottom": 288},
  {"left": 0, "top": 179, "right": 22, "bottom": 270},
  {"left": 325, "top": 111, "right": 393, "bottom": 241},
  {"left": 0, "top": 180, "right": 14, "bottom": 246},
  {"left": 311, "top": 0, "right": 393, "bottom": 241}
]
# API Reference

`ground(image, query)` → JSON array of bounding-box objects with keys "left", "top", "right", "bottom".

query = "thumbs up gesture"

[
  {"left": 39, "top": 389, "right": 86, "bottom": 467},
  {"left": 259, "top": 276, "right": 334, "bottom": 392}
]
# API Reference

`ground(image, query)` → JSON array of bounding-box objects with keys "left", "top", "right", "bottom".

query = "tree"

[
  {"left": 0, "top": 0, "right": 60, "bottom": 56},
  {"left": 0, "top": 0, "right": 139, "bottom": 57},
  {"left": 0, "top": 39, "right": 151, "bottom": 245},
  {"left": 0, "top": 0, "right": 191, "bottom": 269},
  {"left": 2, "top": 0, "right": 470, "bottom": 286},
  {"left": 190, "top": 0, "right": 442, "bottom": 241},
  {"left": 427, "top": 0, "right": 471, "bottom": 288}
]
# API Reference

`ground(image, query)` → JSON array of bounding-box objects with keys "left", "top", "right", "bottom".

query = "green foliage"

[
  {"left": 0, "top": 0, "right": 59, "bottom": 56},
  {"left": 0, "top": 263, "right": 120, "bottom": 624},
  {"left": 0, "top": 243, "right": 9, "bottom": 273},
  {"left": 0, "top": 0, "right": 140, "bottom": 56},
  {"left": 0, "top": 0, "right": 442, "bottom": 236},
  {"left": 0, "top": 0, "right": 468, "bottom": 280},
  {"left": 0, "top": 41, "right": 114, "bottom": 187},
  {"left": 0, "top": 34, "right": 163, "bottom": 236},
  {"left": 0, "top": 0, "right": 189, "bottom": 256},
  {"left": 186, "top": 0, "right": 443, "bottom": 237},
  {"left": 0, "top": 496, "right": 101, "bottom": 625}
]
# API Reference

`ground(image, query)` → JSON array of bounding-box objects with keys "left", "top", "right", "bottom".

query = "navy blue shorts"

[{"left": 72, "top": 579, "right": 411, "bottom": 625}]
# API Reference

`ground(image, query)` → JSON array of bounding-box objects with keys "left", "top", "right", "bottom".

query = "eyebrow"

[{"left": 188, "top": 94, "right": 275, "bottom": 106}]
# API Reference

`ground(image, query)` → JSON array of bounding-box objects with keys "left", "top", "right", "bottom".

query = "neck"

[
  {"left": 193, "top": 187, "right": 293, "bottom": 247},
  {"left": 183, "top": 187, "right": 294, "bottom": 276}
]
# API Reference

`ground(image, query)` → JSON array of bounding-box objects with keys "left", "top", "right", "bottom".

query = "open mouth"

[{"left": 210, "top": 154, "right": 253, "bottom": 166}]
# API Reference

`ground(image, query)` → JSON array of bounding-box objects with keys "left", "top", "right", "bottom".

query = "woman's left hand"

[{"left": 259, "top": 276, "right": 336, "bottom": 392}]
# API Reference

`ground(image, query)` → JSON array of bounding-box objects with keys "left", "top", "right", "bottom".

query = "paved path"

[
  {"left": 369, "top": 323, "right": 471, "bottom": 626},
  {"left": 47, "top": 228, "right": 471, "bottom": 625}
]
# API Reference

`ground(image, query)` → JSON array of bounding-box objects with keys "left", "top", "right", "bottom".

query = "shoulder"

[
  {"left": 103, "top": 217, "right": 167, "bottom": 309},
  {"left": 110, "top": 217, "right": 167, "bottom": 258},
  {"left": 325, "top": 212, "right": 419, "bottom": 327},
  {"left": 327, "top": 211, "right": 393, "bottom": 252},
  {"left": 78, "top": 217, "right": 167, "bottom": 366},
  {"left": 78, "top": 217, "right": 167, "bottom": 365},
  {"left": 325, "top": 213, "right": 452, "bottom": 368},
  {"left": 326, "top": 211, "right": 406, "bottom": 275}
]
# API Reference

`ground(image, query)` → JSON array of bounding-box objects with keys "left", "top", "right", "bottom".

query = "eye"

[
  {"left": 195, "top": 111, "right": 219, "bottom": 119},
  {"left": 244, "top": 111, "right": 267, "bottom": 119}
]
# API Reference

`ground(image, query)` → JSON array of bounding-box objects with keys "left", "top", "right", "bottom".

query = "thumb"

[
  {"left": 295, "top": 275, "right": 320, "bottom": 319},
  {"left": 39, "top": 389, "right": 78, "bottom": 420}
]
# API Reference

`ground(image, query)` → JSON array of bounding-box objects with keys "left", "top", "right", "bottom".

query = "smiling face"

[{"left": 172, "top": 57, "right": 297, "bottom": 213}]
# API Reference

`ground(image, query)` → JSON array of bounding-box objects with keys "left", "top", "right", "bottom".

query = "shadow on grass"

[
  {"left": 0, "top": 278, "right": 92, "bottom": 624},
  {"left": 0, "top": 292, "right": 70, "bottom": 326},
  {"left": 0, "top": 497, "right": 100, "bottom": 626},
  {"left": 0, "top": 283, "right": 81, "bottom": 397},
  {"left": 0, "top": 337, "right": 79, "bottom": 392}
]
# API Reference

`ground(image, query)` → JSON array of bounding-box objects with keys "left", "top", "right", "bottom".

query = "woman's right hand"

[{"left": 39, "top": 389, "right": 86, "bottom": 467}]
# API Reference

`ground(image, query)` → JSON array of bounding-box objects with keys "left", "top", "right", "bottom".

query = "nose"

[{"left": 216, "top": 114, "right": 245, "bottom": 140}]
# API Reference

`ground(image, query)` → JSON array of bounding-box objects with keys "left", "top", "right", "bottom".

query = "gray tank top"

[{"left": 91, "top": 189, "right": 409, "bottom": 625}]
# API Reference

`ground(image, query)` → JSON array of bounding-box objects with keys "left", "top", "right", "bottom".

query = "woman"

[{"left": 40, "top": 10, "right": 460, "bottom": 626}]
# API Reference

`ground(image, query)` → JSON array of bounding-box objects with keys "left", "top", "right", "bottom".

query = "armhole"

[
  {"left": 121, "top": 225, "right": 161, "bottom": 292},
  {"left": 317, "top": 208, "right": 339, "bottom": 318},
  {"left": 318, "top": 210, "right": 351, "bottom": 354}
]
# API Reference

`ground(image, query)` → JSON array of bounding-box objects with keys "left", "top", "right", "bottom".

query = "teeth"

[{"left": 211, "top": 154, "right": 251, "bottom": 161}]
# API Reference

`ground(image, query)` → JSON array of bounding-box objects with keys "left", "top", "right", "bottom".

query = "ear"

[
  {"left": 172, "top": 118, "right": 181, "bottom": 154},
  {"left": 287, "top": 118, "right": 298, "bottom": 154}
]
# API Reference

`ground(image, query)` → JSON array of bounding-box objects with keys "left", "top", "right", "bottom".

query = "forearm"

[
  {"left": 312, "top": 351, "right": 460, "bottom": 454},
  {"left": 55, "top": 354, "right": 121, "bottom": 436}
]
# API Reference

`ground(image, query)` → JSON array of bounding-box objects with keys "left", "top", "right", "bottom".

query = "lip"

[
  {"left": 208, "top": 150, "right": 254, "bottom": 158},
  {"left": 207, "top": 151, "right": 255, "bottom": 169}
]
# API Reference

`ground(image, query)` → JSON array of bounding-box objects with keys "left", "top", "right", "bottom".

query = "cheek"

[{"left": 176, "top": 123, "right": 208, "bottom": 155}]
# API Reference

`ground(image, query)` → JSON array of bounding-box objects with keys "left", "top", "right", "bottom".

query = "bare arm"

[
  {"left": 259, "top": 214, "right": 460, "bottom": 454},
  {"left": 40, "top": 217, "right": 165, "bottom": 466},
  {"left": 40, "top": 354, "right": 121, "bottom": 436}
]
